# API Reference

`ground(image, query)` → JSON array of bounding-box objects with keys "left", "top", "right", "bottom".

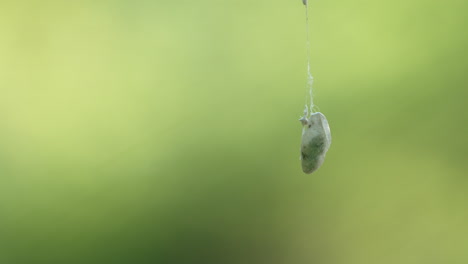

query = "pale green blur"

[{"left": 0, "top": 0, "right": 467, "bottom": 263}]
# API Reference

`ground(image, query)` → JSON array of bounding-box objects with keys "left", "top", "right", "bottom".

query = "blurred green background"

[{"left": 0, "top": 0, "right": 467, "bottom": 263}]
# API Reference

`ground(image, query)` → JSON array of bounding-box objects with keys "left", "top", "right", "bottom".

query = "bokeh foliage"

[{"left": 0, "top": 0, "right": 467, "bottom": 263}]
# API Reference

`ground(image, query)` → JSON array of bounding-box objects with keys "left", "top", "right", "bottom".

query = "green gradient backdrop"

[{"left": 0, "top": 1, "right": 467, "bottom": 263}]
